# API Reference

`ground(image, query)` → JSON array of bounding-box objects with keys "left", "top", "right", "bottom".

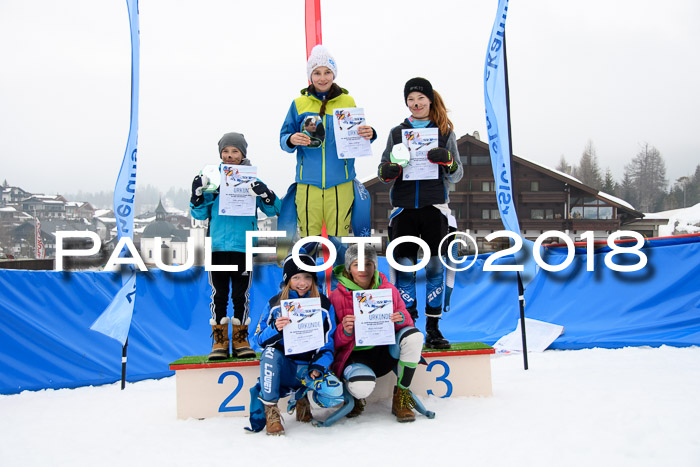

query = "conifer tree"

[{"left": 573, "top": 141, "right": 604, "bottom": 190}]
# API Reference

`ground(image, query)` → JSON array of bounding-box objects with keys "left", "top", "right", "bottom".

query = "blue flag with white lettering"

[
  {"left": 91, "top": 0, "right": 140, "bottom": 345},
  {"left": 484, "top": 0, "right": 519, "bottom": 234}
]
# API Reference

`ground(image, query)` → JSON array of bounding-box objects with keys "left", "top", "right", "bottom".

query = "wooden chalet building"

[{"left": 363, "top": 133, "right": 647, "bottom": 253}]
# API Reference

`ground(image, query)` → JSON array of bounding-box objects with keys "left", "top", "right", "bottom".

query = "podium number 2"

[
  {"left": 426, "top": 360, "right": 453, "bottom": 398},
  {"left": 218, "top": 371, "right": 245, "bottom": 412}
]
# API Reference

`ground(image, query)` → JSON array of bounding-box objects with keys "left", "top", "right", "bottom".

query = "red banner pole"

[
  {"left": 304, "top": 0, "right": 331, "bottom": 292},
  {"left": 305, "top": 0, "right": 322, "bottom": 58}
]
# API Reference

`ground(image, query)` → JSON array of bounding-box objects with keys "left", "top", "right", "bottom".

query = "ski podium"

[{"left": 169, "top": 342, "right": 495, "bottom": 420}]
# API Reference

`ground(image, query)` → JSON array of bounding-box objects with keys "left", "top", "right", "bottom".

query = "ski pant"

[
  {"left": 389, "top": 206, "right": 448, "bottom": 316},
  {"left": 208, "top": 251, "right": 252, "bottom": 324},
  {"left": 344, "top": 327, "right": 423, "bottom": 390},
  {"left": 295, "top": 181, "right": 353, "bottom": 238},
  {"left": 259, "top": 346, "right": 307, "bottom": 403}
]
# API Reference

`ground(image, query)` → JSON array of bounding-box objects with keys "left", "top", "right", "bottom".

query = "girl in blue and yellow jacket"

[
  {"left": 190, "top": 132, "right": 281, "bottom": 361},
  {"left": 279, "top": 45, "right": 376, "bottom": 249}
]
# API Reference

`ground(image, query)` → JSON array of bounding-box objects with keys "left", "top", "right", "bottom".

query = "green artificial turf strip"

[
  {"left": 171, "top": 342, "right": 493, "bottom": 366},
  {"left": 170, "top": 354, "right": 261, "bottom": 366},
  {"left": 422, "top": 342, "right": 493, "bottom": 352}
]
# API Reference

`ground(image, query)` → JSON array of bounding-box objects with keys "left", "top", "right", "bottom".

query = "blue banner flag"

[
  {"left": 484, "top": 0, "right": 519, "bottom": 234},
  {"left": 484, "top": 0, "right": 541, "bottom": 288},
  {"left": 91, "top": 270, "right": 137, "bottom": 344},
  {"left": 91, "top": 0, "right": 140, "bottom": 345},
  {"left": 114, "top": 0, "right": 140, "bottom": 243}
]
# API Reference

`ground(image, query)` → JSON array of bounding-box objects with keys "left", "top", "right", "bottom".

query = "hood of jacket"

[{"left": 332, "top": 264, "right": 381, "bottom": 292}]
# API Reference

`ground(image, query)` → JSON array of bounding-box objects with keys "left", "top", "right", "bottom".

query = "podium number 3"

[
  {"left": 426, "top": 360, "right": 453, "bottom": 398},
  {"left": 218, "top": 371, "right": 245, "bottom": 412}
]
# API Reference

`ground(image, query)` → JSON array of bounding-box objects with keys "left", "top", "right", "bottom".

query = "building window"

[
  {"left": 530, "top": 181, "right": 539, "bottom": 192},
  {"left": 531, "top": 209, "right": 544, "bottom": 220},
  {"left": 173, "top": 250, "right": 177, "bottom": 259},
  {"left": 584, "top": 207, "right": 598, "bottom": 219},
  {"left": 449, "top": 183, "right": 456, "bottom": 192},
  {"left": 545, "top": 209, "right": 554, "bottom": 220},
  {"left": 148, "top": 250, "right": 152, "bottom": 259},
  {"left": 482, "top": 209, "right": 501, "bottom": 220},
  {"left": 482, "top": 181, "right": 495, "bottom": 192},
  {"left": 570, "top": 198, "right": 614, "bottom": 220},
  {"left": 471, "top": 155, "right": 490, "bottom": 165}
]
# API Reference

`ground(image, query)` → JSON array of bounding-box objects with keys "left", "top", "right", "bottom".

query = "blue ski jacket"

[
  {"left": 190, "top": 162, "right": 281, "bottom": 253},
  {"left": 280, "top": 85, "right": 376, "bottom": 190},
  {"left": 256, "top": 289, "right": 336, "bottom": 375}
]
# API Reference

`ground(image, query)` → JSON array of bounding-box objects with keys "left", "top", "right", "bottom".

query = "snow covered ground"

[
  {"left": 2, "top": 346, "right": 699, "bottom": 467},
  {"left": 646, "top": 202, "right": 700, "bottom": 237}
]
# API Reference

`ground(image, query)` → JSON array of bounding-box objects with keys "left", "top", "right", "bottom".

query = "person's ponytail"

[
  {"left": 429, "top": 90, "right": 453, "bottom": 135},
  {"left": 318, "top": 83, "right": 342, "bottom": 117}
]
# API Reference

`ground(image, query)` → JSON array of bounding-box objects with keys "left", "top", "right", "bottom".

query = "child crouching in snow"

[
  {"left": 330, "top": 243, "right": 425, "bottom": 422},
  {"left": 247, "top": 253, "right": 340, "bottom": 435}
]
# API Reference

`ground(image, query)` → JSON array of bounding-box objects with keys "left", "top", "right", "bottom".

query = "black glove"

[
  {"left": 378, "top": 162, "right": 402, "bottom": 182},
  {"left": 249, "top": 181, "right": 276, "bottom": 205},
  {"left": 190, "top": 175, "right": 205, "bottom": 207},
  {"left": 427, "top": 147, "right": 453, "bottom": 166}
]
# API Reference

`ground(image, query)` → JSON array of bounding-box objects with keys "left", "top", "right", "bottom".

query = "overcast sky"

[{"left": 1, "top": 0, "right": 698, "bottom": 202}]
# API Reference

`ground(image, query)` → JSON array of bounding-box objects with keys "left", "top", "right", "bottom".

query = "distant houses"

[{"left": 0, "top": 183, "right": 197, "bottom": 268}]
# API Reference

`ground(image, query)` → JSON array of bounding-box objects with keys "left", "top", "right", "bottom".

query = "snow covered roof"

[
  {"left": 0, "top": 207, "right": 17, "bottom": 212},
  {"left": 515, "top": 153, "right": 583, "bottom": 185},
  {"left": 359, "top": 173, "right": 378, "bottom": 185},
  {"left": 597, "top": 191, "right": 635, "bottom": 211},
  {"left": 644, "top": 202, "right": 700, "bottom": 236}
]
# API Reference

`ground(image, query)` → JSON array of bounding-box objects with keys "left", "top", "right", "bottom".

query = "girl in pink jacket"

[{"left": 329, "top": 243, "right": 424, "bottom": 422}]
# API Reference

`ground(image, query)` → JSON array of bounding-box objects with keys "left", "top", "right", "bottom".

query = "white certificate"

[
  {"left": 218, "top": 165, "right": 257, "bottom": 217},
  {"left": 401, "top": 128, "right": 439, "bottom": 180},
  {"left": 352, "top": 289, "right": 396, "bottom": 346},
  {"left": 281, "top": 297, "right": 325, "bottom": 355},
  {"left": 333, "top": 107, "right": 373, "bottom": 159}
]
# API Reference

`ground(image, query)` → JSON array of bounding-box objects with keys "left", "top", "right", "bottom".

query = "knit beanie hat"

[
  {"left": 283, "top": 253, "right": 317, "bottom": 285},
  {"left": 218, "top": 132, "right": 248, "bottom": 158},
  {"left": 344, "top": 243, "right": 378, "bottom": 272},
  {"left": 307, "top": 45, "right": 338, "bottom": 81},
  {"left": 404, "top": 77, "right": 434, "bottom": 104}
]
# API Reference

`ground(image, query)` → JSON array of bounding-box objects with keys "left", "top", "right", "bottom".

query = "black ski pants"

[{"left": 208, "top": 251, "right": 252, "bottom": 324}]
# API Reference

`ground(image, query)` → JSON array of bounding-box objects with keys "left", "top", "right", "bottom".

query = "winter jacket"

[
  {"left": 280, "top": 85, "right": 376, "bottom": 190},
  {"left": 379, "top": 119, "right": 463, "bottom": 208},
  {"left": 329, "top": 266, "right": 414, "bottom": 376},
  {"left": 256, "top": 289, "right": 336, "bottom": 375},
  {"left": 190, "top": 160, "right": 281, "bottom": 253}
]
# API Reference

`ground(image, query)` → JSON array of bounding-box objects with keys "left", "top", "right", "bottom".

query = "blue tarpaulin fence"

[{"left": 1, "top": 236, "right": 699, "bottom": 395}]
